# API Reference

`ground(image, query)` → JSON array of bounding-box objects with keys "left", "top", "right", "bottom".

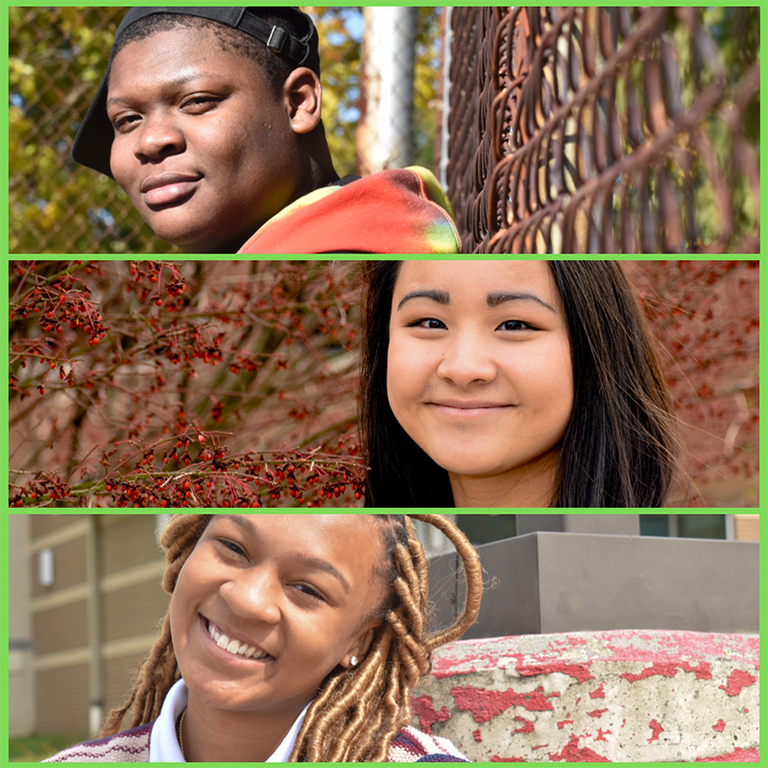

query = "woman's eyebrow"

[
  {"left": 487, "top": 291, "right": 556, "bottom": 313},
  {"left": 217, "top": 515, "right": 350, "bottom": 592},
  {"left": 293, "top": 553, "right": 351, "bottom": 592},
  {"left": 397, "top": 289, "right": 450, "bottom": 311}
]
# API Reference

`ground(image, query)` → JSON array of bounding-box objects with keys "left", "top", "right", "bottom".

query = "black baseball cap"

[{"left": 71, "top": 6, "right": 320, "bottom": 178}]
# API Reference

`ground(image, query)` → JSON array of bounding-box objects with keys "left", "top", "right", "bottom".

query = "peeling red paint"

[
  {"left": 595, "top": 728, "right": 612, "bottom": 742},
  {"left": 602, "top": 630, "right": 759, "bottom": 667},
  {"left": 512, "top": 716, "right": 534, "bottom": 735},
  {"left": 718, "top": 669, "right": 757, "bottom": 696},
  {"left": 587, "top": 709, "right": 608, "bottom": 718},
  {"left": 557, "top": 719, "right": 574, "bottom": 730},
  {"left": 647, "top": 719, "right": 664, "bottom": 743},
  {"left": 712, "top": 720, "right": 726, "bottom": 732},
  {"left": 620, "top": 661, "right": 712, "bottom": 682},
  {"left": 411, "top": 694, "right": 451, "bottom": 735},
  {"left": 490, "top": 756, "right": 525, "bottom": 762},
  {"left": 590, "top": 682, "right": 606, "bottom": 699},
  {"left": 548, "top": 735, "right": 611, "bottom": 762},
  {"left": 621, "top": 719, "right": 626, "bottom": 729},
  {"left": 516, "top": 661, "right": 595, "bottom": 684},
  {"left": 451, "top": 685, "right": 555, "bottom": 723},
  {"left": 533, "top": 744, "right": 549, "bottom": 750},
  {"left": 694, "top": 747, "right": 759, "bottom": 762},
  {"left": 472, "top": 728, "right": 482, "bottom": 743}
]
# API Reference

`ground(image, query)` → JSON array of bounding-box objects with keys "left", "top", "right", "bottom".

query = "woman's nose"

[
  {"left": 134, "top": 112, "right": 186, "bottom": 160},
  {"left": 220, "top": 567, "right": 281, "bottom": 625},
  {"left": 436, "top": 334, "right": 498, "bottom": 386}
]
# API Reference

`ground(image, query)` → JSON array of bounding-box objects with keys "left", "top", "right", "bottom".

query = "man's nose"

[{"left": 134, "top": 112, "right": 186, "bottom": 161}]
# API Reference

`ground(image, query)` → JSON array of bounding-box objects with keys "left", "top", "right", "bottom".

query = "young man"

[{"left": 72, "top": 7, "right": 461, "bottom": 254}]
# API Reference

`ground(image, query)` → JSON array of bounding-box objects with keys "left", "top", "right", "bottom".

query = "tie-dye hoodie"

[{"left": 238, "top": 166, "right": 461, "bottom": 254}]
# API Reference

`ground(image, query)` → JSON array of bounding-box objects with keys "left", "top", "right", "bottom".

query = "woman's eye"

[
  {"left": 220, "top": 540, "right": 246, "bottom": 557},
  {"left": 497, "top": 319, "right": 533, "bottom": 332},
  {"left": 408, "top": 318, "right": 446, "bottom": 330},
  {"left": 295, "top": 584, "right": 323, "bottom": 601}
]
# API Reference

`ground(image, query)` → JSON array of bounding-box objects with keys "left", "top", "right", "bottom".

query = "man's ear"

[{"left": 283, "top": 67, "right": 323, "bottom": 135}]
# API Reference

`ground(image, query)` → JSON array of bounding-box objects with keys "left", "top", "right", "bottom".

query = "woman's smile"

[
  {"left": 201, "top": 615, "right": 273, "bottom": 663},
  {"left": 387, "top": 260, "right": 574, "bottom": 504}
]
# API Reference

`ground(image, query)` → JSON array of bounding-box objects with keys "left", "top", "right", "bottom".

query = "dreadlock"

[{"left": 101, "top": 514, "right": 482, "bottom": 762}]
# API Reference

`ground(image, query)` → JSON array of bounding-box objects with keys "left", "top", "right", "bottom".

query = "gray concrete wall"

[{"left": 413, "top": 630, "right": 759, "bottom": 762}]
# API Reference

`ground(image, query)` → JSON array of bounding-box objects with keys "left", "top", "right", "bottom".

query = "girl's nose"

[
  {"left": 220, "top": 567, "right": 281, "bottom": 625},
  {"left": 436, "top": 334, "right": 498, "bottom": 386}
]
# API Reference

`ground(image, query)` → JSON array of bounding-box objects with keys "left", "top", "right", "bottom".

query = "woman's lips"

[
  {"left": 430, "top": 401, "right": 514, "bottom": 416},
  {"left": 200, "top": 615, "right": 272, "bottom": 664},
  {"left": 141, "top": 173, "right": 201, "bottom": 206}
]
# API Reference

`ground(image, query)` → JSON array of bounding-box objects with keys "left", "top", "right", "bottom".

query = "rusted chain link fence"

[
  {"left": 447, "top": 7, "right": 760, "bottom": 254},
  {"left": 10, "top": 7, "right": 441, "bottom": 254}
]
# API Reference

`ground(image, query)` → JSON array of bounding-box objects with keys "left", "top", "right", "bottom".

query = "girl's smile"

[
  {"left": 387, "top": 260, "right": 574, "bottom": 507},
  {"left": 170, "top": 514, "right": 386, "bottom": 760}
]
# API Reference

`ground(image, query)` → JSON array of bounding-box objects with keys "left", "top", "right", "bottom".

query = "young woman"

[
  {"left": 361, "top": 261, "right": 678, "bottom": 508},
  {"left": 46, "top": 515, "right": 482, "bottom": 762}
]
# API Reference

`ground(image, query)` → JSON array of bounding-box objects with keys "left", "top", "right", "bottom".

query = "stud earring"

[{"left": 350, "top": 656, "right": 359, "bottom": 667}]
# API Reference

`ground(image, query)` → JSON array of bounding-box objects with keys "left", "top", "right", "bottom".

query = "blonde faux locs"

[{"left": 101, "top": 514, "right": 482, "bottom": 762}]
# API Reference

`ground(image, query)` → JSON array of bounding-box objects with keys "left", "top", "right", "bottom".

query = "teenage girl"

[
  {"left": 362, "top": 260, "right": 677, "bottom": 507},
  {"left": 47, "top": 514, "right": 482, "bottom": 762}
]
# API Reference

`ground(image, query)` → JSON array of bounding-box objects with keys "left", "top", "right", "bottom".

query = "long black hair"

[{"left": 360, "top": 261, "right": 678, "bottom": 508}]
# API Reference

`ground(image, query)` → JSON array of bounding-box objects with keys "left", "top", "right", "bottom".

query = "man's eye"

[
  {"left": 112, "top": 113, "right": 141, "bottom": 131},
  {"left": 182, "top": 96, "right": 217, "bottom": 112}
]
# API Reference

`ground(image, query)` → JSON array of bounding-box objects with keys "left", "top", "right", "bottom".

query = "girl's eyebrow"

[
  {"left": 397, "top": 289, "right": 449, "bottom": 310},
  {"left": 396, "top": 289, "right": 556, "bottom": 313},
  {"left": 486, "top": 292, "right": 556, "bottom": 313},
  {"left": 218, "top": 514, "right": 350, "bottom": 592}
]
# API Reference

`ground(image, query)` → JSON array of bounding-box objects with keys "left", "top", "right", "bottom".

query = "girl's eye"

[
  {"left": 295, "top": 584, "right": 323, "bottom": 601},
  {"left": 220, "top": 540, "right": 246, "bottom": 557},
  {"left": 497, "top": 319, "right": 533, "bottom": 332},
  {"left": 408, "top": 318, "right": 446, "bottom": 330}
]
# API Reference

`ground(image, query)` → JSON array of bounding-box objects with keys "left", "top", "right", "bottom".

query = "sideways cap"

[{"left": 71, "top": 6, "right": 320, "bottom": 178}]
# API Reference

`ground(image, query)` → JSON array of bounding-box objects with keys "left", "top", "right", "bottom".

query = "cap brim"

[{"left": 71, "top": 72, "right": 114, "bottom": 178}]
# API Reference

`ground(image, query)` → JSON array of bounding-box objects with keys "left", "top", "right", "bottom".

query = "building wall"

[
  {"left": 28, "top": 515, "right": 167, "bottom": 734},
  {"left": 9, "top": 515, "right": 35, "bottom": 737}
]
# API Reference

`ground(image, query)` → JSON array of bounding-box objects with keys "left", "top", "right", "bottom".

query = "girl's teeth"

[{"left": 208, "top": 621, "right": 265, "bottom": 660}]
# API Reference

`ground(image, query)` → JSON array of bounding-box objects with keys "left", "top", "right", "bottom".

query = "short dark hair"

[
  {"left": 360, "top": 261, "right": 678, "bottom": 508},
  {"left": 110, "top": 12, "right": 296, "bottom": 91}
]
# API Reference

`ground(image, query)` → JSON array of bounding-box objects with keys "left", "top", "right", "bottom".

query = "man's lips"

[{"left": 141, "top": 172, "right": 202, "bottom": 206}]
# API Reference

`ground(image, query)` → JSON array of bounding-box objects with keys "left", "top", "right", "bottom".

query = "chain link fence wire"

[
  {"left": 9, "top": 7, "right": 442, "bottom": 255},
  {"left": 447, "top": 7, "right": 760, "bottom": 254}
]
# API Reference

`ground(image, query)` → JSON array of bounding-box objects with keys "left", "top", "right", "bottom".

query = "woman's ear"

[
  {"left": 343, "top": 623, "right": 379, "bottom": 669},
  {"left": 283, "top": 67, "right": 322, "bottom": 135}
]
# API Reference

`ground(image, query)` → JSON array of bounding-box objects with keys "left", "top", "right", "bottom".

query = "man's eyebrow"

[
  {"left": 106, "top": 72, "right": 224, "bottom": 106},
  {"left": 216, "top": 515, "right": 350, "bottom": 592},
  {"left": 487, "top": 292, "right": 557, "bottom": 313},
  {"left": 397, "top": 289, "right": 450, "bottom": 311}
]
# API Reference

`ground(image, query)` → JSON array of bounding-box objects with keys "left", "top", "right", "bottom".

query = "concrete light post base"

[{"left": 413, "top": 630, "right": 759, "bottom": 762}]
